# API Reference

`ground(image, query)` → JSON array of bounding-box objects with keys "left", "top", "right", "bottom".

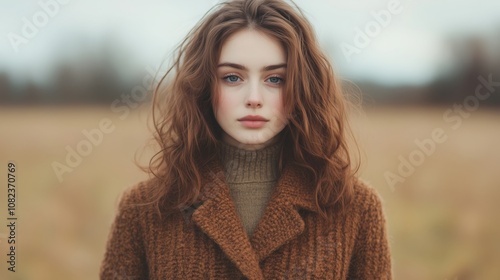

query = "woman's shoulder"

[
  {"left": 115, "top": 178, "right": 158, "bottom": 210},
  {"left": 349, "top": 177, "right": 387, "bottom": 215}
]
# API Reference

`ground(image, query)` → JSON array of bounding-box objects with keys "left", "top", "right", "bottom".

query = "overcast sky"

[{"left": 1, "top": 0, "right": 499, "bottom": 86}]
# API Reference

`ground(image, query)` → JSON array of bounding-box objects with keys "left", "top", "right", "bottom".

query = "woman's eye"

[
  {"left": 267, "top": 76, "right": 284, "bottom": 84},
  {"left": 223, "top": 75, "right": 241, "bottom": 83}
]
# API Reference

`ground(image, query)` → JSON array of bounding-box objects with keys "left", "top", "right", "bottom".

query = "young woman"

[{"left": 100, "top": 0, "right": 392, "bottom": 279}]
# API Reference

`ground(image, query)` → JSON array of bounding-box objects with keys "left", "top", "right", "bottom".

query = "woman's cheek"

[{"left": 221, "top": 91, "right": 239, "bottom": 109}]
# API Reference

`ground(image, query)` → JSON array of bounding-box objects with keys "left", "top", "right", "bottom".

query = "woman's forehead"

[{"left": 218, "top": 29, "right": 286, "bottom": 68}]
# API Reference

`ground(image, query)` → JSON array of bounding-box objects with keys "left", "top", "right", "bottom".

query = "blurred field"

[{"left": 0, "top": 105, "right": 499, "bottom": 280}]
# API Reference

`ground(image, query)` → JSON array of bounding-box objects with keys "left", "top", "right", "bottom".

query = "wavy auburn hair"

[{"left": 144, "top": 0, "right": 360, "bottom": 225}]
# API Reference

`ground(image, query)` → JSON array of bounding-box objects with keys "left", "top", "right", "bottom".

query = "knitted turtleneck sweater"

[
  {"left": 100, "top": 142, "right": 393, "bottom": 279},
  {"left": 217, "top": 140, "right": 282, "bottom": 238}
]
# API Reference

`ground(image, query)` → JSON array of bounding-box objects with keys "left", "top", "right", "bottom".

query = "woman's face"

[{"left": 213, "top": 28, "right": 288, "bottom": 150}]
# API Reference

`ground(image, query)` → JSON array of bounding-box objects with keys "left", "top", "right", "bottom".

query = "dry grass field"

[{"left": 0, "top": 105, "right": 499, "bottom": 280}]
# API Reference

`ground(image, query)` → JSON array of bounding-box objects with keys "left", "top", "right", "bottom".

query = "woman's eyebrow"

[
  {"left": 217, "top": 62, "right": 287, "bottom": 71},
  {"left": 263, "top": 63, "right": 287, "bottom": 71}
]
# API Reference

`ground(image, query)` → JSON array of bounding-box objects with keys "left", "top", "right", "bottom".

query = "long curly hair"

[{"left": 142, "top": 0, "right": 360, "bottom": 225}]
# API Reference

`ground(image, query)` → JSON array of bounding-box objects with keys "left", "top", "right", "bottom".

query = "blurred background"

[{"left": 0, "top": 0, "right": 499, "bottom": 279}]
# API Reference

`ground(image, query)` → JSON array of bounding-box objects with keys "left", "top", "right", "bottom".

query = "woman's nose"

[{"left": 245, "top": 82, "right": 263, "bottom": 108}]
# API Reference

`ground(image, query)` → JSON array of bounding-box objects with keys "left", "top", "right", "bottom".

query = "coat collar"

[{"left": 191, "top": 157, "right": 318, "bottom": 280}]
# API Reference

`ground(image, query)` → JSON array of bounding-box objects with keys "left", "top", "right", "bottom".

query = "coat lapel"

[
  {"left": 191, "top": 158, "right": 263, "bottom": 280},
  {"left": 191, "top": 158, "right": 319, "bottom": 279},
  {"left": 250, "top": 162, "right": 319, "bottom": 262}
]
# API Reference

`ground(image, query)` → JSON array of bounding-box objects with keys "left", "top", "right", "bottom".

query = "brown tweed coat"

[{"left": 100, "top": 158, "right": 392, "bottom": 279}]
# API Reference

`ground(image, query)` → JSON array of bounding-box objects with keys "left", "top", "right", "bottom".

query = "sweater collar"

[
  {"left": 191, "top": 157, "right": 318, "bottom": 280},
  {"left": 217, "top": 140, "right": 282, "bottom": 183}
]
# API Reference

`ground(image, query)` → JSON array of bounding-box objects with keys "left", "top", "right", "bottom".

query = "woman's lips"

[
  {"left": 239, "top": 120, "right": 267, "bottom": 128},
  {"left": 238, "top": 115, "right": 268, "bottom": 128}
]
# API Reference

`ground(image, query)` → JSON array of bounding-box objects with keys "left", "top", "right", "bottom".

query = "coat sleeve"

[
  {"left": 100, "top": 186, "right": 148, "bottom": 279},
  {"left": 347, "top": 185, "right": 392, "bottom": 280}
]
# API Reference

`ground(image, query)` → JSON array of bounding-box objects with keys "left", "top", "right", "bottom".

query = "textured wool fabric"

[
  {"left": 100, "top": 157, "right": 392, "bottom": 279},
  {"left": 218, "top": 140, "right": 282, "bottom": 237}
]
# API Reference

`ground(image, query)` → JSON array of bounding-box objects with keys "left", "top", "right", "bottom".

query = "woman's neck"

[{"left": 220, "top": 131, "right": 284, "bottom": 151}]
